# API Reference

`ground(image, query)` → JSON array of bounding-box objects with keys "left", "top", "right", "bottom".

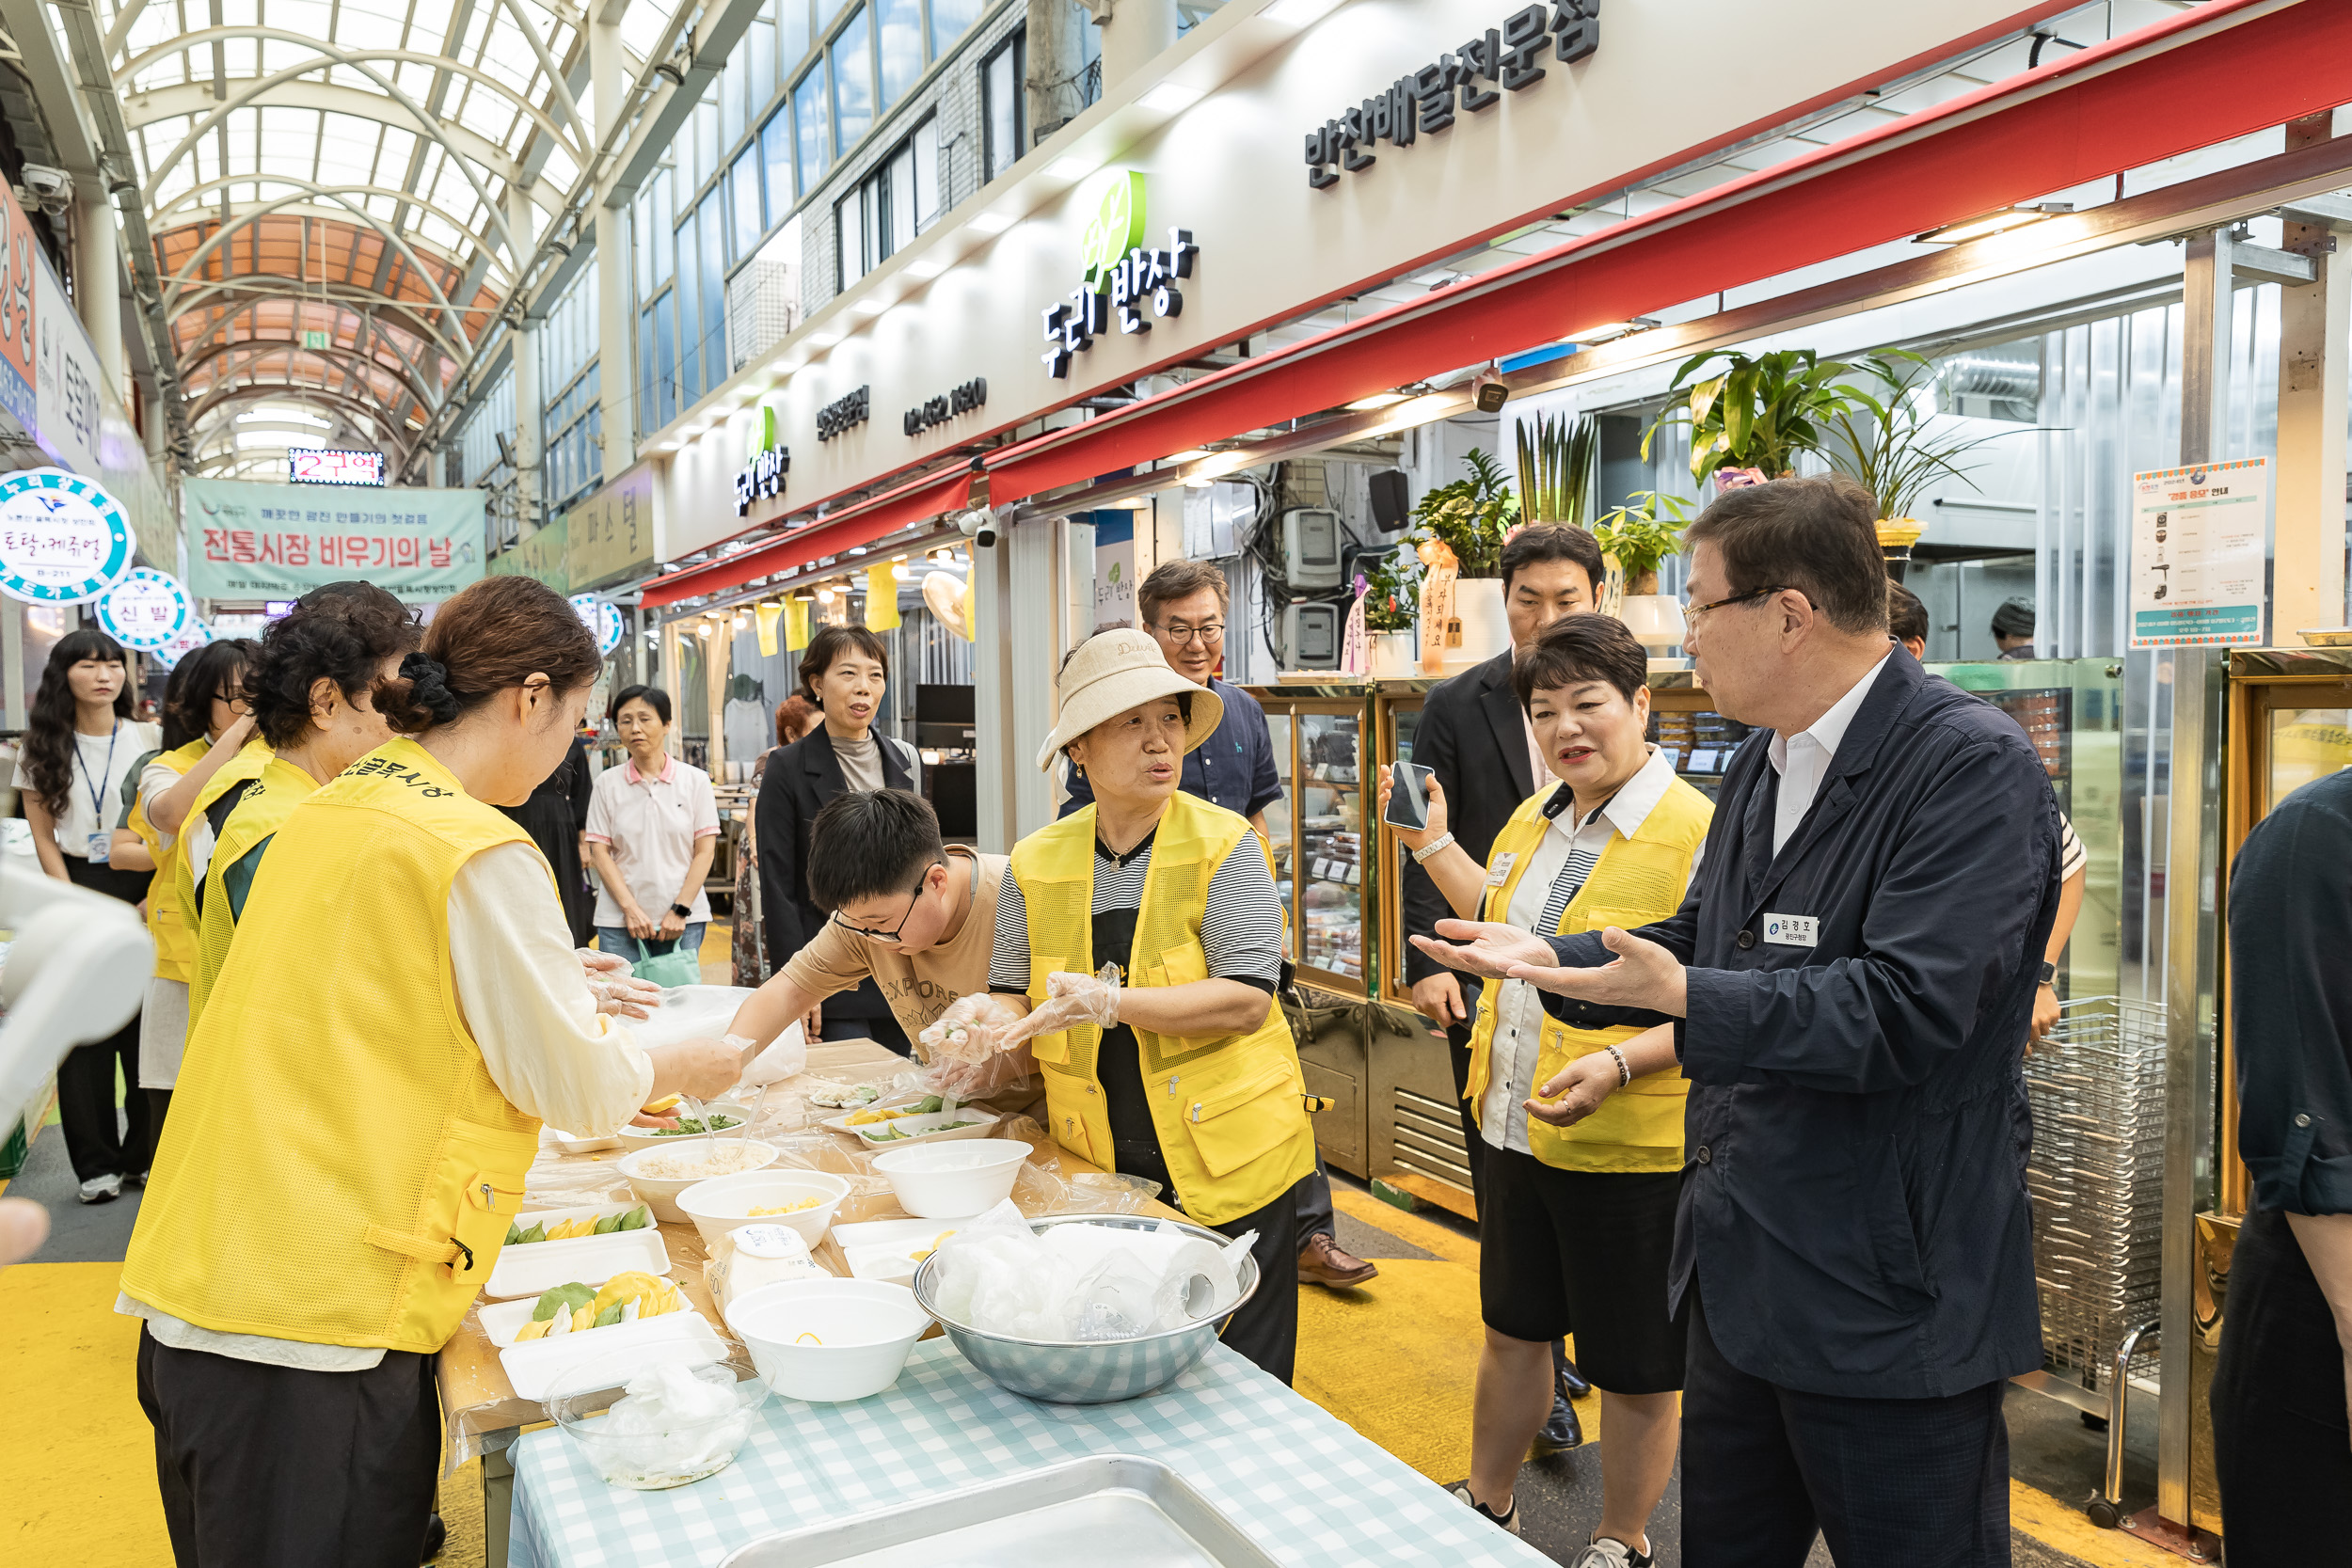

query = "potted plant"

[
  {"left": 1593, "top": 491, "right": 1696, "bottom": 660},
  {"left": 1515, "top": 411, "right": 1597, "bottom": 526},
  {"left": 1819, "top": 351, "right": 2027, "bottom": 581},
  {"left": 1644, "top": 347, "right": 1864, "bottom": 490},
  {"left": 1406, "top": 448, "right": 1518, "bottom": 667},
  {"left": 1358, "top": 547, "right": 1421, "bottom": 677}
]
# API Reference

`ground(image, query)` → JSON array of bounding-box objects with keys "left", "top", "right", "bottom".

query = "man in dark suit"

[
  {"left": 1400, "top": 521, "right": 1607, "bottom": 1450},
  {"left": 1419, "top": 476, "right": 2055, "bottom": 1566}
]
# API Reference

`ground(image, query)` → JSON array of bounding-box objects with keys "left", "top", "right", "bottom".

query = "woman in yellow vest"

[
  {"left": 118, "top": 576, "right": 746, "bottom": 1568},
  {"left": 106, "top": 637, "right": 256, "bottom": 1141},
  {"left": 1380, "top": 613, "right": 1709, "bottom": 1560},
  {"left": 920, "top": 629, "right": 1317, "bottom": 1383},
  {"left": 183, "top": 582, "right": 422, "bottom": 1029}
]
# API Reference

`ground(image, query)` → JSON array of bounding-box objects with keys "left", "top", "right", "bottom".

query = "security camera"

[
  {"left": 1471, "top": 371, "right": 1510, "bottom": 415},
  {"left": 955, "top": 506, "right": 1000, "bottom": 547},
  {"left": 20, "top": 164, "right": 71, "bottom": 217}
]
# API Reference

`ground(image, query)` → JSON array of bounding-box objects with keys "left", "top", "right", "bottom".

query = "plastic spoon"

[{"left": 736, "top": 1083, "right": 771, "bottom": 1145}]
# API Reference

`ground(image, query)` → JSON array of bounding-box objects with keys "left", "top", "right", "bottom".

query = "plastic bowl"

[
  {"left": 543, "top": 1353, "right": 771, "bottom": 1490},
  {"left": 869, "top": 1139, "right": 1031, "bottom": 1220},
  {"left": 914, "top": 1214, "right": 1261, "bottom": 1403},
  {"left": 618, "top": 1140, "right": 779, "bottom": 1224},
  {"left": 676, "top": 1169, "right": 852, "bottom": 1250},
  {"left": 616, "top": 1101, "right": 754, "bottom": 1152},
  {"left": 724, "top": 1277, "right": 930, "bottom": 1402}
]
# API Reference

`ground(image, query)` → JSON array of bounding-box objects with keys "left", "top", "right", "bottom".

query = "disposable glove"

[
  {"left": 1002, "top": 965, "right": 1122, "bottom": 1047},
  {"left": 579, "top": 947, "right": 660, "bottom": 1020},
  {"left": 917, "top": 993, "right": 1028, "bottom": 1063}
]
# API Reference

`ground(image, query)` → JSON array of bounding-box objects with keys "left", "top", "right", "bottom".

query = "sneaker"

[
  {"left": 1451, "top": 1484, "right": 1520, "bottom": 1536},
  {"left": 1296, "top": 1232, "right": 1379, "bottom": 1287},
  {"left": 126, "top": 1169, "right": 150, "bottom": 1189},
  {"left": 78, "top": 1174, "right": 123, "bottom": 1204},
  {"left": 1570, "top": 1534, "right": 1655, "bottom": 1567}
]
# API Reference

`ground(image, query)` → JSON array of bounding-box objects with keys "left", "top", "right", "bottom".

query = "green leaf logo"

[{"left": 1078, "top": 171, "right": 1148, "bottom": 286}]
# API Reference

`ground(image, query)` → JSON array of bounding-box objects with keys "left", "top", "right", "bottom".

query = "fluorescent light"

[
  {"left": 1046, "top": 154, "right": 1097, "bottom": 181},
  {"left": 851, "top": 297, "right": 889, "bottom": 316},
  {"left": 904, "top": 255, "right": 947, "bottom": 280},
  {"left": 1345, "top": 392, "right": 1410, "bottom": 411},
  {"left": 1565, "top": 317, "right": 1660, "bottom": 344},
  {"left": 1263, "top": 0, "right": 1342, "bottom": 25},
  {"left": 1916, "top": 203, "right": 2072, "bottom": 245},
  {"left": 1165, "top": 449, "right": 1210, "bottom": 462},
  {"left": 969, "top": 210, "right": 1014, "bottom": 234},
  {"left": 1138, "top": 82, "right": 1203, "bottom": 113},
  {"left": 807, "top": 330, "right": 843, "bottom": 347},
  {"left": 1360, "top": 392, "right": 1459, "bottom": 436}
]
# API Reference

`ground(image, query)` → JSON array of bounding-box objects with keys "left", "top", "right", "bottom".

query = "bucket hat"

[{"left": 1033, "top": 628, "right": 1224, "bottom": 771}]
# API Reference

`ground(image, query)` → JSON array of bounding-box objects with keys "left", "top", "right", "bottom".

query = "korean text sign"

[
  {"left": 2128, "top": 458, "right": 2269, "bottom": 649},
  {"left": 183, "top": 478, "right": 485, "bottom": 602}
]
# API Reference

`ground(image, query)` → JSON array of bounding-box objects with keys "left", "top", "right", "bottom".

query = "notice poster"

[
  {"left": 183, "top": 477, "right": 485, "bottom": 602},
  {"left": 2128, "top": 458, "right": 2268, "bottom": 649}
]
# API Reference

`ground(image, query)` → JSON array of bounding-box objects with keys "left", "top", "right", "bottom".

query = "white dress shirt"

[
  {"left": 1480, "top": 747, "right": 1696, "bottom": 1153},
  {"left": 1767, "top": 653, "right": 1891, "bottom": 855}
]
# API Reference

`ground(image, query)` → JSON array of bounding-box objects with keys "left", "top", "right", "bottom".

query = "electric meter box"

[
  {"left": 1282, "top": 602, "right": 1343, "bottom": 669},
  {"left": 1283, "top": 509, "right": 1344, "bottom": 589}
]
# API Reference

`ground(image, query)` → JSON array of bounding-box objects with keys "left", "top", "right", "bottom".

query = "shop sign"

[
  {"left": 33, "top": 253, "right": 98, "bottom": 475},
  {"left": 1042, "top": 173, "right": 1198, "bottom": 379},
  {"left": 1304, "top": 3, "right": 1598, "bottom": 188},
  {"left": 570, "top": 461, "right": 660, "bottom": 588},
  {"left": 734, "top": 403, "right": 792, "bottom": 516},
  {"left": 2128, "top": 458, "right": 2269, "bottom": 648},
  {"left": 903, "top": 376, "right": 989, "bottom": 436},
  {"left": 0, "top": 467, "right": 133, "bottom": 604},
  {"left": 151, "top": 616, "right": 213, "bottom": 670},
  {"left": 182, "top": 477, "right": 485, "bottom": 602},
  {"left": 96, "top": 566, "right": 194, "bottom": 649},
  {"left": 571, "top": 593, "right": 626, "bottom": 657},
  {"left": 488, "top": 513, "right": 571, "bottom": 591},
  {"left": 817, "top": 385, "right": 871, "bottom": 441},
  {"left": 0, "top": 198, "right": 38, "bottom": 436}
]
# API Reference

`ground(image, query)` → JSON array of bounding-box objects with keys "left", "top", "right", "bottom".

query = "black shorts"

[{"left": 1479, "top": 1147, "right": 1685, "bottom": 1395}]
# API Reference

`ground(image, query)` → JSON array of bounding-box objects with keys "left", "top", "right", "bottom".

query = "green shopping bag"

[{"left": 630, "top": 945, "right": 703, "bottom": 989}]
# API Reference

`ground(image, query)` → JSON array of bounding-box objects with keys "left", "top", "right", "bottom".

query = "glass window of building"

[
  {"left": 778, "top": 0, "right": 813, "bottom": 75},
  {"left": 912, "top": 113, "right": 941, "bottom": 230},
  {"left": 931, "top": 0, "right": 982, "bottom": 57},
  {"left": 651, "top": 167, "right": 675, "bottom": 287},
  {"left": 696, "top": 94, "right": 720, "bottom": 186},
  {"left": 633, "top": 189, "right": 655, "bottom": 300},
  {"left": 731, "top": 147, "right": 765, "bottom": 260},
  {"left": 832, "top": 8, "right": 874, "bottom": 158},
  {"left": 982, "top": 30, "right": 1025, "bottom": 183},
  {"left": 759, "top": 109, "right": 794, "bottom": 223},
  {"left": 835, "top": 115, "right": 940, "bottom": 288},
  {"left": 638, "top": 306, "right": 659, "bottom": 436},
  {"left": 698, "top": 195, "right": 727, "bottom": 379},
  {"left": 750, "top": 12, "right": 777, "bottom": 116},
  {"left": 652, "top": 301, "right": 677, "bottom": 429},
  {"left": 794, "top": 63, "right": 830, "bottom": 194},
  {"left": 877, "top": 0, "right": 922, "bottom": 109},
  {"left": 723, "top": 52, "right": 747, "bottom": 150},
  {"left": 674, "top": 213, "right": 702, "bottom": 400}
]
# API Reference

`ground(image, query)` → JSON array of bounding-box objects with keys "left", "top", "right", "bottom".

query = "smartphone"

[{"left": 1384, "top": 761, "right": 1433, "bottom": 832}]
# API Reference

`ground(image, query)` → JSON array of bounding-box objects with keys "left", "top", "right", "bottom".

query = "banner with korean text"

[{"left": 183, "top": 478, "right": 485, "bottom": 602}]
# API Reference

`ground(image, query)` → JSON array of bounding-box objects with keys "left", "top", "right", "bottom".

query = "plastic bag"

[
  {"left": 629, "top": 985, "right": 757, "bottom": 1046},
  {"left": 736, "top": 1023, "right": 807, "bottom": 1088}
]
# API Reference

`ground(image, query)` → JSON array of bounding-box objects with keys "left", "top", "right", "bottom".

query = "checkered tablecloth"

[{"left": 508, "top": 1338, "right": 1549, "bottom": 1567}]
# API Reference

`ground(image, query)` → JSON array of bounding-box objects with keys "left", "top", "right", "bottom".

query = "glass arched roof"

[{"left": 97, "top": 0, "right": 682, "bottom": 478}]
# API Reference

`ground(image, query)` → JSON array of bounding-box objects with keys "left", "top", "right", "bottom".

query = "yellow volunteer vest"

[
  {"left": 120, "top": 737, "right": 542, "bottom": 1354},
  {"left": 169, "top": 735, "right": 274, "bottom": 966},
  {"left": 128, "top": 738, "right": 210, "bottom": 982},
  {"left": 188, "top": 755, "right": 324, "bottom": 1030},
  {"left": 1464, "top": 772, "right": 1713, "bottom": 1173},
  {"left": 1009, "top": 790, "right": 1316, "bottom": 1227}
]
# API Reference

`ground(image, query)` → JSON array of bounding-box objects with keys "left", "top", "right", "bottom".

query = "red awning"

[
  {"left": 974, "top": 0, "right": 2330, "bottom": 504},
  {"left": 641, "top": 468, "right": 974, "bottom": 608}
]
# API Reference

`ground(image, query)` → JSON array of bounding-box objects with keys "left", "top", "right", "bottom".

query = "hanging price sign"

[
  {"left": 571, "top": 593, "right": 624, "bottom": 657},
  {"left": 151, "top": 616, "right": 214, "bottom": 670},
  {"left": 0, "top": 467, "right": 134, "bottom": 604},
  {"left": 96, "top": 567, "right": 195, "bottom": 650}
]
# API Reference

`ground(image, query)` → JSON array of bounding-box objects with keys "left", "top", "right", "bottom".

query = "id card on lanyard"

[{"left": 79, "top": 722, "right": 119, "bottom": 863}]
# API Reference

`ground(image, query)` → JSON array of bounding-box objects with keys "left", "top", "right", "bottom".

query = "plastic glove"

[
  {"left": 918, "top": 993, "right": 1027, "bottom": 1063},
  {"left": 1002, "top": 966, "right": 1122, "bottom": 1048},
  {"left": 922, "top": 1043, "right": 1034, "bottom": 1102},
  {"left": 579, "top": 948, "right": 661, "bottom": 1020}
]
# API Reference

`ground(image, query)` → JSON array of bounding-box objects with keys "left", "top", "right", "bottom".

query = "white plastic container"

[
  {"left": 839, "top": 1109, "right": 1002, "bottom": 1150},
  {"left": 617, "top": 1140, "right": 780, "bottom": 1224},
  {"left": 483, "top": 1221, "right": 671, "bottom": 1303},
  {"left": 723, "top": 1277, "right": 930, "bottom": 1402},
  {"left": 479, "top": 1291, "right": 714, "bottom": 1348},
  {"left": 870, "top": 1139, "right": 1032, "bottom": 1219},
  {"left": 675, "top": 1169, "right": 852, "bottom": 1250}
]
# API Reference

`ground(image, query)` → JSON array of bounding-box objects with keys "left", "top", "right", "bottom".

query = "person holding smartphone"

[{"left": 1381, "top": 612, "right": 1710, "bottom": 1562}]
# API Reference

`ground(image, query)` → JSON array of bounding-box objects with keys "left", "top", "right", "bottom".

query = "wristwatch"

[
  {"left": 2038, "top": 960, "right": 2058, "bottom": 985},
  {"left": 671, "top": 902, "right": 692, "bottom": 919}
]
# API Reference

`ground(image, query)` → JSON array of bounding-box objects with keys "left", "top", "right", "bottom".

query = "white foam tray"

[
  {"left": 825, "top": 1109, "right": 1001, "bottom": 1149},
  {"left": 485, "top": 1223, "right": 671, "bottom": 1302},
  {"left": 480, "top": 1291, "right": 716, "bottom": 1348},
  {"left": 496, "top": 1310, "right": 731, "bottom": 1401}
]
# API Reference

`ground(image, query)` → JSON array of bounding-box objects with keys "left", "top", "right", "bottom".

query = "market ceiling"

[{"left": 100, "top": 0, "right": 685, "bottom": 480}]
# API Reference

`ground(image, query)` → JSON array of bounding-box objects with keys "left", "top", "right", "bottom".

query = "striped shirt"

[
  {"left": 990, "top": 829, "right": 1285, "bottom": 994},
  {"left": 2058, "top": 811, "right": 2085, "bottom": 883}
]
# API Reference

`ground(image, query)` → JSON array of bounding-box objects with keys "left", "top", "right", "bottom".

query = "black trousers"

[
  {"left": 2211, "top": 1207, "right": 2352, "bottom": 1567},
  {"left": 1445, "top": 1017, "right": 1486, "bottom": 1207},
  {"left": 1294, "top": 1158, "right": 1336, "bottom": 1249},
  {"left": 1680, "top": 1283, "right": 2010, "bottom": 1568},
  {"left": 1208, "top": 1180, "right": 1300, "bottom": 1386},
  {"left": 137, "top": 1328, "right": 441, "bottom": 1568},
  {"left": 60, "top": 853, "right": 152, "bottom": 1181}
]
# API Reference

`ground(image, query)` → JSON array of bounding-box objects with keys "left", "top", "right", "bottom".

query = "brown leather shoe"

[{"left": 1296, "top": 1232, "right": 1379, "bottom": 1287}]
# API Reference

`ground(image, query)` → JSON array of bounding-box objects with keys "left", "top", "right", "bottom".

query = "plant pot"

[
  {"left": 1616, "top": 594, "right": 1688, "bottom": 654},
  {"left": 1876, "top": 517, "right": 1924, "bottom": 584},
  {"left": 1368, "top": 630, "right": 1418, "bottom": 677},
  {"left": 1447, "top": 577, "right": 1510, "bottom": 670}
]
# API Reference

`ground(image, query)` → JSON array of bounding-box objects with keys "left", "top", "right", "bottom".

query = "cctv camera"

[
  {"left": 955, "top": 506, "right": 999, "bottom": 547},
  {"left": 1471, "top": 372, "right": 1509, "bottom": 414},
  {"left": 20, "top": 164, "right": 71, "bottom": 217}
]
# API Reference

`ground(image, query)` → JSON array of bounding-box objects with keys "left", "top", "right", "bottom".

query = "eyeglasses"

[
  {"left": 215, "top": 689, "right": 250, "bottom": 713},
  {"left": 828, "top": 862, "right": 944, "bottom": 942},
  {"left": 1684, "top": 584, "right": 1801, "bottom": 626},
  {"left": 1155, "top": 621, "right": 1225, "bottom": 646}
]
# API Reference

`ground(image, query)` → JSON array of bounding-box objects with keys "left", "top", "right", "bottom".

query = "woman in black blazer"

[{"left": 753, "top": 626, "right": 919, "bottom": 1053}]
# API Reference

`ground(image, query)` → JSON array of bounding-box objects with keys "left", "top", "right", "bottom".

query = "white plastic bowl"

[
  {"left": 617, "top": 1140, "right": 779, "bottom": 1224},
  {"left": 723, "top": 1277, "right": 930, "bottom": 1402},
  {"left": 869, "top": 1138, "right": 1032, "bottom": 1219},
  {"left": 616, "top": 1101, "right": 754, "bottom": 1152},
  {"left": 675, "top": 1169, "right": 852, "bottom": 1250}
]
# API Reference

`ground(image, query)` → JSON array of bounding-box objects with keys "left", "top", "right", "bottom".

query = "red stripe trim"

[{"left": 642, "top": 469, "right": 974, "bottom": 607}]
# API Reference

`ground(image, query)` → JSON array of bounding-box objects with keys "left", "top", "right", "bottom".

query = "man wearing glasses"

[{"left": 1060, "top": 558, "right": 1382, "bottom": 1291}]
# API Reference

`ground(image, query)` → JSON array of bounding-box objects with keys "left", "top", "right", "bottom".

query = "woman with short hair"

[{"left": 584, "top": 683, "right": 720, "bottom": 968}]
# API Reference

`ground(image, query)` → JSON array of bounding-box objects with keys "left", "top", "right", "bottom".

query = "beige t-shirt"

[{"left": 780, "top": 847, "right": 1005, "bottom": 1057}]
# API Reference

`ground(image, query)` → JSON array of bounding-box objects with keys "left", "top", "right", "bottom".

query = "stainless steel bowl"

[{"left": 911, "top": 1213, "right": 1260, "bottom": 1403}]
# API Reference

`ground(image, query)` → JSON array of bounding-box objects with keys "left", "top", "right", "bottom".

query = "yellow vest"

[
  {"left": 1464, "top": 773, "right": 1713, "bottom": 1173},
  {"left": 120, "top": 737, "right": 542, "bottom": 1354},
  {"left": 127, "top": 739, "right": 210, "bottom": 982},
  {"left": 170, "top": 736, "right": 274, "bottom": 968},
  {"left": 189, "top": 755, "right": 323, "bottom": 1030},
  {"left": 1009, "top": 791, "right": 1316, "bottom": 1227}
]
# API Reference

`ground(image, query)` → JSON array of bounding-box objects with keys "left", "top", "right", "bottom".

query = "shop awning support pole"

[
  {"left": 2155, "top": 226, "right": 2232, "bottom": 1532},
  {"left": 2273, "top": 117, "right": 2352, "bottom": 646}
]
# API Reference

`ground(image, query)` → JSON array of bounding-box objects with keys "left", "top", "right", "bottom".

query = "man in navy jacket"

[{"left": 1418, "top": 475, "right": 2057, "bottom": 1566}]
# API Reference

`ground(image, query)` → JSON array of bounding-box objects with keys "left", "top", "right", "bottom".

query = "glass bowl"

[{"left": 543, "top": 1354, "right": 771, "bottom": 1489}]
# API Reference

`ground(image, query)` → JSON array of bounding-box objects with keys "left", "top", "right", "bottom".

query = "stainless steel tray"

[{"left": 718, "top": 1454, "right": 1280, "bottom": 1567}]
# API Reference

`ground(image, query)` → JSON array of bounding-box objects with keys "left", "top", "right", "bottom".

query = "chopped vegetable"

[{"left": 650, "top": 1115, "right": 741, "bottom": 1136}]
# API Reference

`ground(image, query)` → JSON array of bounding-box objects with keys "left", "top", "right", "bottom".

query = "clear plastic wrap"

[{"left": 925, "top": 1216, "right": 1251, "bottom": 1340}]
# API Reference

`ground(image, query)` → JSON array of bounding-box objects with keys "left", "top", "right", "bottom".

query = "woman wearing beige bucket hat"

[{"left": 919, "top": 628, "right": 1319, "bottom": 1381}]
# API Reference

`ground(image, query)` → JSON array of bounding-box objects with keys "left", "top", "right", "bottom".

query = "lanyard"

[{"left": 77, "top": 721, "right": 119, "bottom": 823}]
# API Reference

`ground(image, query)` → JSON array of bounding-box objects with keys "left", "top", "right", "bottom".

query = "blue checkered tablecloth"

[{"left": 508, "top": 1338, "right": 1549, "bottom": 1567}]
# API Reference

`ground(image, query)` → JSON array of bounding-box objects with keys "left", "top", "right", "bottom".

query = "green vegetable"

[
  {"left": 913, "top": 1096, "right": 944, "bottom": 1115},
  {"left": 516, "top": 1222, "right": 547, "bottom": 1246},
  {"left": 863, "top": 1125, "right": 902, "bottom": 1142},
  {"left": 531, "top": 1282, "right": 596, "bottom": 1323},
  {"left": 593, "top": 1304, "right": 625, "bottom": 1328},
  {"left": 652, "top": 1114, "right": 740, "bottom": 1136},
  {"left": 505, "top": 1219, "right": 523, "bottom": 1246}
]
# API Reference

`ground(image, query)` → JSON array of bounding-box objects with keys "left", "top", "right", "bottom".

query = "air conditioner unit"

[
  {"left": 1281, "top": 602, "right": 1342, "bottom": 669},
  {"left": 1283, "top": 508, "right": 1344, "bottom": 589}
]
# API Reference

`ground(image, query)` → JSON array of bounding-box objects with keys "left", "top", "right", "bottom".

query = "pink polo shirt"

[{"left": 583, "top": 751, "right": 721, "bottom": 927}]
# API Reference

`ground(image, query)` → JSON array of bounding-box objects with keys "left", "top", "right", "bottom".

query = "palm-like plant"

[
  {"left": 1408, "top": 448, "right": 1519, "bottom": 578},
  {"left": 1515, "top": 411, "right": 1598, "bottom": 526},
  {"left": 1644, "top": 348, "right": 1865, "bottom": 484},
  {"left": 1820, "top": 351, "right": 2026, "bottom": 521}
]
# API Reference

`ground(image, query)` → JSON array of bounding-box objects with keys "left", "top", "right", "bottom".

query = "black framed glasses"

[
  {"left": 1155, "top": 621, "right": 1226, "bottom": 646},
  {"left": 1684, "top": 584, "right": 1801, "bottom": 626},
  {"left": 828, "top": 861, "right": 945, "bottom": 942}
]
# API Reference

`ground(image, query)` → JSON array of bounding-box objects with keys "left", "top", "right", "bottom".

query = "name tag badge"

[
  {"left": 87, "top": 832, "right": 111, "bottom": 864},
  {"left": 1484, "top": 852, "right": 1518, "bottom": 888},
  {"left": 1762, "top": 912, "right": 1819, "bottom": 948}
]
